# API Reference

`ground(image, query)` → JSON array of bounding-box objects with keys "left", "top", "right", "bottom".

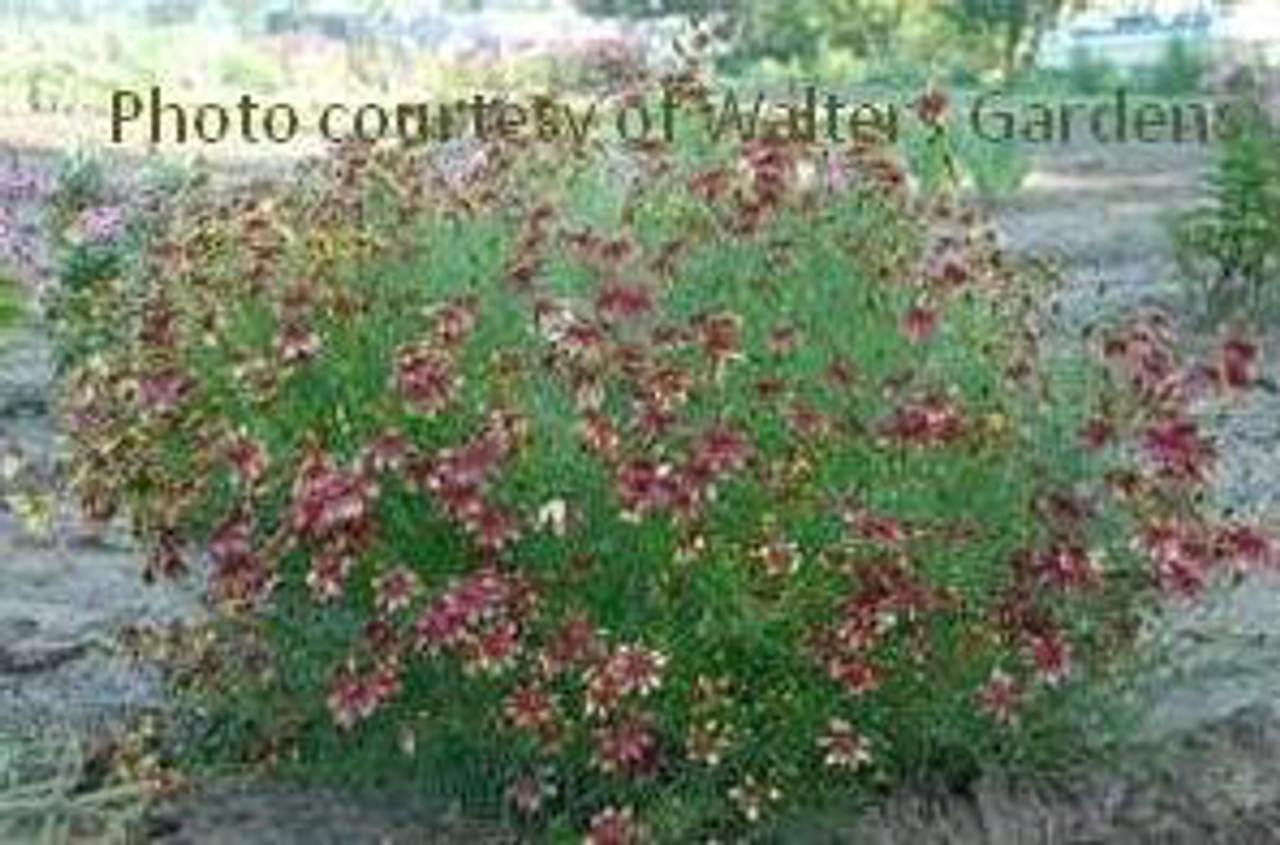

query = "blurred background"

[{"left": 1, "top": 0, "right": 1278, "bottom": 154}]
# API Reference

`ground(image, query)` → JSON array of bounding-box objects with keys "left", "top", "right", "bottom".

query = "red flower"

[
  {"left": 1034, "top": 541, "right": 1103, "bottom": 592},
  {"left": 693, "top": 310, "right": 744, "bottom": 367},
  {"left": 615, "top": 458, "right": 679, "bottom": 521},
  {"left": 428, "top": 297, "right": 478, "bottom": 348},
  {"left": 1213, "top": 522, "right": 1277, "bottom": 573},
  {"left": 289, "top": 451, "right": 377, "bottom": 544},
  {"left": 146, "top": 532, "right": 187, "bottom": 581},
  {"left": 276, "top": 321, "right": 322, "bottom": 365},
  {"left": 540, "top": 614, "right": 605, "bottom": 676},
  {"left": 394, "top": 343, "right": 458, "bottom": 416},
  {"left": 373, "top": 566, "right": 420, "bottom": 615},
  {"left": 327, "top": 665, "right": 372, "bottom": 730},
  {"left": 596, "top": 644, "right": 668, "bottom": 698},
  {"left": 978, "top": 668, "right": 1021, "bottom": 725},
  {"left": 687, "top": 424, "right": 753, "bottom": 479},
  {"left": 915, "top": 88, "right": 950, "bottom": 126},
  {"left": 828, "top": 658, "right": 882, "bottom": 697},
  {"left": 463, "top": 618, "right": 522, "bottom": 675},
  {"left": 359, "top": 430, "right": 410, "bottom": 475},
  {"left": 585, "top": 806, "right": 642, "bottom": 845},
  {"left": 326, "top": 662, "right": 399, "bottom": 730},
  {"left": 1219, "top": 336, "right": 1259, "bottom": 390},
  {"left": 1026, "top": 629, "right": 1072, "bottom": 686},
  {"left": 1143, "top": 416, "right": 1216, "bottom": 485},
  {"left": 595, "top": 282, "right": 655, "bottom": 320},
  {"left": 1141, "top": 518, "right": 1212, "bottom": 597},
  {"left": 506, "top": 772, "right": 557, "bottom": 817},
  {"left": 208, "top": 509, "right": 270, "bottom": 604},
  {"left": 901, "top": 304, "right": 939, "bottom": 344},
  {"left": 818, "top": 719, "right": 873, "bottom": 770},
  {"left": 578, "top": 411, "right": 621, "bottom": 457},
  {"left": 880, "top": 394, "right": 966, "bottom": 446},
  {"left": 841, "top": 505, "right": 908, "bottom": 547},
  {"left": 307, "top": 548, "right": 354, "bottom": 603},
  {"left": 137, "top": 368, "right": 193, "bottom": 416},
  {"left": 1078, "top": 416, "right": 1114, "bottom": 450},
  {"left": 224, "top": 431, "right": 268, "bottom": 488},
  {"left": 593, "top": 718, "right": 657, "bottom": 774},
  {"left": 504, "top": 685, "right": 559, "bottom": 735}
]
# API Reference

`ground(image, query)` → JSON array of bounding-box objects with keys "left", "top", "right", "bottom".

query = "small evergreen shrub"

[
  {"left": 1173, "top": 89, "right": 1280, "bottom": 323},
  {"left": 61, "top": 73, "right": 1274, "bottom": 842}
]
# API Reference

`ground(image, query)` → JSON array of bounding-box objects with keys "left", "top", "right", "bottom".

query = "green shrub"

[
  {"left": 1172, "top": 92, "right": 1280, "bottom": 323},
  {"left": 1142, "top": 38, "right": 1208, "bottom": 97},
  {"left": 0, "top": 271, "right": 23, "bottom": 333},
  {"left": 1062, "top": 48, "right": 1122, "bottom": 97},
  {"left": 898, "top": 92, "right": 1030, "bottom": 201},
  {"left": 60, "top": 78, "right": 1274, "bottom": 842},
  {"left": 47, "top": 148, "right": 108, "bottom": 224},
  {"left": 217, "top": 49, "right": 283, "bottom": 94}
]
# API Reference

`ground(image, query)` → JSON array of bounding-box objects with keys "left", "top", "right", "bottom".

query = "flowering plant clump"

[{"left": 60, "top": 70, "right": 1275, "bottom": 841}]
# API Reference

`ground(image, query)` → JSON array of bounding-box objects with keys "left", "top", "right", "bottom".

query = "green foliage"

[
  {"left": 1142, "top": 38, "right": 1208, "bottom": 97},
  {"left": 0, "top": 272, "right": 23, "bottom": 334},
  {"left": 47, "top": 148, "right": 108, "bottom": 223},
  {"left": 1173, "top": 96, "right": 1280, "bottom": 323}
]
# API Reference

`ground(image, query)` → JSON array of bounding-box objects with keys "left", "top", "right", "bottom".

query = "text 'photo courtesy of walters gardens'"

[{"left": 107, "top": 85, "right": 1257, "bottom": 148}]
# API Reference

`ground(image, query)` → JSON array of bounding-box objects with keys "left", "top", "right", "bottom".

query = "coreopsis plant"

[{"left": 60, "top": 72, "right": 1274, "bottom": 841}]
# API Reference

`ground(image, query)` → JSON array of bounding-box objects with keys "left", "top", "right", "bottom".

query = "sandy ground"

[{"left": 2, "top": 132, "right": 1280, "bottom": 842}]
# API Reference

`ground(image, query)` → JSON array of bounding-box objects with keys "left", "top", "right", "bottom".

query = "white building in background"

[{"left": 1042, "top": 0, "right": 1280, "bottom": 69}]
